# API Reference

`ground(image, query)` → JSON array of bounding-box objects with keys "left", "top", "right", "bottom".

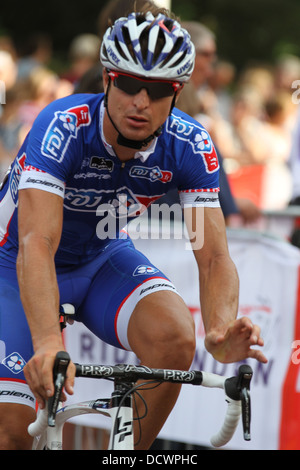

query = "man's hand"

[
  {"left": 24, "top": 338, "right": 76, "bottom": 410},
  {"left": 204, "top": 316, "right": 268, "bottom": 364}
]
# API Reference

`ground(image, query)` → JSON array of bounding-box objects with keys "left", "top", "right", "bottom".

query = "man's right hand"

[{"left": 24, "top": 339, "right": 75, "bottom": 409}]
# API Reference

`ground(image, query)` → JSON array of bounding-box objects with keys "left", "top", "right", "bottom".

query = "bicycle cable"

[{"left": 111, "top": 380, "right": 162, "bottom": 449}]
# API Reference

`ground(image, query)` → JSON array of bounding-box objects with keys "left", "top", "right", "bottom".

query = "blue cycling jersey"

[
  {"left": 0, "top": 92, "right": 221, "bottom": 396},
  {"left": 0, "top": 92, "right": 220, "bottom": 268}
]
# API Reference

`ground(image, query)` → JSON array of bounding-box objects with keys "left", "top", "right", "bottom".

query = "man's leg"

[
  {"left": 76, "top": 241, "right": 196, "bottom": 449},
  {"left": 127, "top": 290, "right": 196, "bottom": 450},
  {"left": 0, "top": 403, "right": 35, "bottom": 450}
]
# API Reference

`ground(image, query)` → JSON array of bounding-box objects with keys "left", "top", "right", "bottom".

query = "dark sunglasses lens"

[
  {"left": 114, "top": 75, "right": 138, "bottom": 94},
  {"left": 113, "top": 75, "right": 175, "bottom": 99},
  {"left": 148, "top": 82, "right": 175, "bottom": 99}
]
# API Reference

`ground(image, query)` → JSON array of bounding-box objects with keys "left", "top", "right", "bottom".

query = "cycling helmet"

[{"left": 100, "top": 11, "right": 195, "bottom": 82}]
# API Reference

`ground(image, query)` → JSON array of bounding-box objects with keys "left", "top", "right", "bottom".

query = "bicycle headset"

[{"left": 100, "top": 11, "right": 196, "bottom": 150}]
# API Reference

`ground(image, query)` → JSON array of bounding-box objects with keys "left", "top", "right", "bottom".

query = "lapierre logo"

[
  {"left": 194, "top": 195, "right": 219, "bottom": 203},
  {"left": 140, "top": 283, "right": 176, "bottom": 295},
  {"left": 130, "top": 165, "right": 172, "bottom": 183},
  {"left": 168, "top": 115, "right": 219, "bottom": 173},
  {"left": 0, "top": 389, "right": 35, "bottom": 404},
  {"left": 24, "top": 177, "right": 64, "bottom": 193},
  {"left": 41, "top": 105, "right": 91, "bottom": 162}
]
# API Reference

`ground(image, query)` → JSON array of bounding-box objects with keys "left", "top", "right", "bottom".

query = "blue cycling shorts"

[{"left": 0, "top": 238, "right": 178, "bottom": 408}]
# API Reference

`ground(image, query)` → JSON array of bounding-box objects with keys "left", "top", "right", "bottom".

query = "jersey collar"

[{"left": 99, "top": 100, "right": 158, "bottom": 163}]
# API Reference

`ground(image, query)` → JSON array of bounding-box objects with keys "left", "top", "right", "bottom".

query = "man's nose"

[{"left": 132, "top": 88, "right": 150, "bottom": 108}]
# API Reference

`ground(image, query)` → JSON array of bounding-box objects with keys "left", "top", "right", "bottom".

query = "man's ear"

[
  {"left": 102, "top": 68, "right": 109, "bottom": 93},
  {"left": 175, "top": 84, "right": 185, "bottom": 103}
]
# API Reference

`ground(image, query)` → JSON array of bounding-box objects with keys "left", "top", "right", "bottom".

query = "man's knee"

[
  {"left": 128, "top": 291, "right": 196, "bottom": 368},
  {"left": 0, "top": 403, "right": 35, "bottom": 450},
  {"left": 163, "top": 312, "right": 196, "bottom": 368}
]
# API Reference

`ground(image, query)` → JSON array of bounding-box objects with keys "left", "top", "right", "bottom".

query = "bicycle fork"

[{"left": 108, "top": 380, "right": 135, "bottom": 450}]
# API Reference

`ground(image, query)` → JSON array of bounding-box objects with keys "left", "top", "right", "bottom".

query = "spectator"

[
  {"left": 0, "top": 50, "right": 19, "bottom": 178},
  {"left": 181, "top": 22, "right": 217, "bottom": 90},
  {"left": 74, "top": 64, "right": 103, "bottom": 94},
  {"left": 176, "top": 22, "right": 261, "bottom": 224},
  {"left": 0, "top": 50, "right": 17, "bottom": 93},
  {"left": 288, "top": 107, "right": 300, "bottom": 203},
  {"left": 0, "top": 84, "right": 25, "bottom": 179},
  {"left": 208, "top": 60, "right": 236, "bottom": 121},
  {"left": 18, "top": 67, "right": 73, "bottom": 133},
  {"left": 61, "top": 34, "right": 101, "bottom": 86},
  {"left": 16, "top": 33, "right": 52, "bottom": 81}
]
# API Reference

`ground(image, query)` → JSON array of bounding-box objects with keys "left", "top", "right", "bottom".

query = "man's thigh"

[{"left": 77, "top": 241, "right": 181, "bottom": 351}]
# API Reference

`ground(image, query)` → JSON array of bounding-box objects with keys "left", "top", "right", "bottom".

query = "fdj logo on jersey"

[
  {"left": 41, "top": 105, "right": 91, "bottom": 161},
  {"left": 129, "top": 166, "right": 172, "bottom": 183},
  {"left": 168, "top": 116, "right": 219, "bottom": 173},
  {"left": 2, "top": 352, "right": 26, "bottom": 374},
  {"left": 9, "top": 153, "right": 26, "bottom": 204}
]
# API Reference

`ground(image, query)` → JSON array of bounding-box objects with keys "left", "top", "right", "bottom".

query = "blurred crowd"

[
  {"left": 175, "top": 21, "right": 300, "bottom": 214},
  {"left": 1, "top": 0, "right": 300, "bottom": 219},
  {"left": 0, "top": 31, "right": 100, "bottom": 178}
]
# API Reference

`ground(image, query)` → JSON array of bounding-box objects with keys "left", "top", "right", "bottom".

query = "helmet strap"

[
  {"left": 104, "top": 78, "right": 162, "bottom": 150},
  {"left": 169, "top": 92, "right": 178, "bottom": 114}
]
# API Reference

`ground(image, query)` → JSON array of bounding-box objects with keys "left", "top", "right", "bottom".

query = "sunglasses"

[
  {"left": 108, "top": 70, "right": 183, "bottom": 100},
  {"left": 196, "top": 49, "right": 217, "bottom": 59}
]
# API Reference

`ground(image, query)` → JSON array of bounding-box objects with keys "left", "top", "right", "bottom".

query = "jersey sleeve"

[
  {"left": 18, "top": 167, "right": 66, "bottom": 198},
  {"left": 168, "top": 113, "right": 220, "bottom": 208},
  {"left": 21, "top": 97, "right": 91, "bottom": 183}
]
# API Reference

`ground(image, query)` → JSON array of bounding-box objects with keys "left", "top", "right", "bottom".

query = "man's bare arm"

[
  {"left": 184, "top": 206, "right": 267, "bottom": 364},
  {"left": 16, "top": 188, "right": 75, "bottom": 407}
]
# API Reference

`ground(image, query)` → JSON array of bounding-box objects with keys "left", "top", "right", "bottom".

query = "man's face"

[
  {"left": 191, "top": 38, "right": 217, "bottom": 88},
  {"left": 103, "top": 69, "right": 182, "bottom": 147}
]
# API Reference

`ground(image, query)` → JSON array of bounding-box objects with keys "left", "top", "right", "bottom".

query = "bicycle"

[{"left": 27, "top": 304, "right": 253, "bottom": 450}]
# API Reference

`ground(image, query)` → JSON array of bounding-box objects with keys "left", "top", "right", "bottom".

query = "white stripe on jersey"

[
  {"left": 0, "top": 154, "right": 26, "bottom": 246},
  {"left": 179, "top": 190, "right": 220, "bottom": 208},
  {"left": 0, "top": 190, "right": 15, "bottom": 246},
  {"left": 19, "top": 169, "right": 65, "bottom": 198}
]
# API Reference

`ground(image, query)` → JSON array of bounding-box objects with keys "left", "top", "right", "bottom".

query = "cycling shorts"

[{"left": 0, "top": 237, "right": 179, "bottom": 408}]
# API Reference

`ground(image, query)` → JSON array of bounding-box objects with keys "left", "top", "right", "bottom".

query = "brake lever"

[
  {"left": 238, "top": 366, "right": 252, "bottom": 441},
  {"left": 224, "top": 364, "right": 253, "bottom": 441},
  {"left": 47, "top": 351, "right": 70, "bottom": 427},
  {"left": 241, "top": 385, "right": 251, "bottom": 440}
]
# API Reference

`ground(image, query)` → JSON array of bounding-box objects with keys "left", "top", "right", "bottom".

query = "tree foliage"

[
  {"left": 172, "top": 0, "right": 300, "bottom": 70},
  {"left": 0, "top": 0, "right": 300, "bottom": 71}
]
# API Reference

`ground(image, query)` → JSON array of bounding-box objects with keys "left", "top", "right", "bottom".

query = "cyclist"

[{"left": 0, "top": 11, "right": 267, "bottom": 450}]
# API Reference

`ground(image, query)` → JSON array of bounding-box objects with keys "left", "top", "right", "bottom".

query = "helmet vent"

[
  {"left": 161, "top": 36, "right": 184, "bottom": 67},
  {"left": 171, "top": 48, "right": 188, "bottom": 68},
  {"left": 163, "top": 19, "right": 174, "bottom": 32},
  {"left": 122, "top": 26, "right": 138, "bottom": 64}
]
